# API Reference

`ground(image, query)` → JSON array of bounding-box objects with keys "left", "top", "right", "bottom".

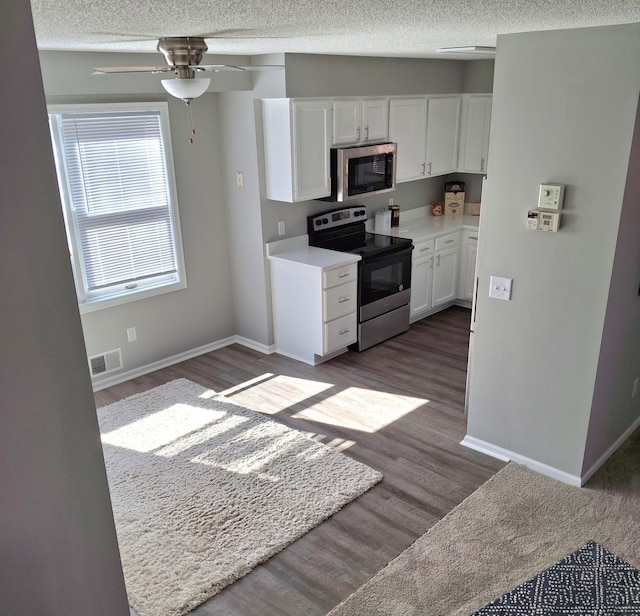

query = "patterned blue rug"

[{"left": 470, "top": 540, "right": 640, "bottom": 615}]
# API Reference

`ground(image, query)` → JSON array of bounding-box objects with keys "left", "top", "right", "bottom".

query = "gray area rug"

[
  {"left": 97, "top": 378, "right": 382, "bottom": 616},
  {"left": 329, "top": 429, "right": 640, "bottom": 616}
]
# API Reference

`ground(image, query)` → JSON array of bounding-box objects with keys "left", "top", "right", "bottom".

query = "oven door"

[{"left": 359, "top": 246, "right": 413, "bottom": 322}]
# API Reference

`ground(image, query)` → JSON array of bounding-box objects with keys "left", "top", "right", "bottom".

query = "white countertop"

[
  {"left": 266, "top": 235, "right": 361, "bottom": 269},
  {"left": 370, "top": 206, "right": 479, "bottom": 243},
  {"left": 266, "top": 207, "right": 479, "bottom": 269}
]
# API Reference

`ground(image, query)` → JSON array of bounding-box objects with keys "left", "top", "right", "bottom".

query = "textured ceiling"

[{"left": 31, "top": 0, "right": 640, "bottom": 59}]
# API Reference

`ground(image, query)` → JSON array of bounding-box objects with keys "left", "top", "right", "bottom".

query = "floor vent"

[{"left": 89, "top": 348, "right": 123, "bottom": 377}]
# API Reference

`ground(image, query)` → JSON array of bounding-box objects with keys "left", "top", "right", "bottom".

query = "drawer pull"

[
  {"left": 339, "top": 328, "right": 350, "bottom": 335},
  {"left": 469, "top": 236, "right": 478, "bottom": 240},
  {"left": 445, "top": 239, "right": 455, "bottom": 244},
  {"left": 338, "top": 271, "right": 350, "bottom": 278},
  {"left": 419, "top": 247, "right": 430, "bottom": 252},
  {"left": 338, "top": 296, "right": 350, "bottom": 303}
]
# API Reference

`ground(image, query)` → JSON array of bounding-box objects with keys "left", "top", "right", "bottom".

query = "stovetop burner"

[{"left": 307, "top": 206, "right": 412, "bottom": 258}]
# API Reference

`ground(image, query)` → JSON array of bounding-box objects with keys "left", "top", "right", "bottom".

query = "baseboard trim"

[
  {"left": 579, "top": 413, "right": 640, "bottom": 485},
  {"left": 91, "top": 335, "right": 271, "bottom": 392},
  {"left": 460, "top": 435, "right": 582, "bottom": 487}
]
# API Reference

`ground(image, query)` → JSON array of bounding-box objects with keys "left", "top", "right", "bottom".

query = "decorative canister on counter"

[
  {"left": 444, "top": 180, "right": 465, "bottom": 216},
  {"left": 389, "top": 204, "right": 400, "bottom": 227},
  {"left": 431, "top": 202, "right": 443, "bottom": 216}
]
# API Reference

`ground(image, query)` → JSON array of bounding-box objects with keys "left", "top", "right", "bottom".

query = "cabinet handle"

[
  {"left": 481, "top": 157, "right": 485, "bottom": 172},
  {"left": 338, "top": 296, "right": 350, "bottom": 303},
  {"left": 436, "top": 254, "right": 441, "bottom": 266},
  {"left": 428, "top": 162, "right": 432, "bottom": 175},
  {"left": 365, "top": 126, "right": 369, "bottom": 140},
  {"left": 421, "top": 162, "right": 426, "bottom": 175},
  {"left": 338, "top": 271, "right": 350, "bottom": 278},
  {"left": 419, "top": 247, "right": 430, "bottom": 252},
  {"left": 469, "top": 236, "right": 478, "bottom": 240},
  {"left": 339, "top": 328, "right": 350, "bottom": 335},
  {"left": 445, "top": 239, "right": 455, "bottom": 244}
]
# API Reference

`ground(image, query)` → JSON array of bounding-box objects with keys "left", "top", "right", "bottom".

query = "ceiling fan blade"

[
  {"left": 93, "top": 66, "right": 173, "bottom": 75},
  {"left": 197, "top": 64, "right": 284, "bottom": 72}
]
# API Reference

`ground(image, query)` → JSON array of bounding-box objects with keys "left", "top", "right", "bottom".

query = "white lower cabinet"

[
  {"left": 460, "top": 229, "right": 479, "bottom": 301},
  {"left": 432, "top": 232, "right": 459, "bottom": 307},
  {"left": 269, "top": 253, "right": 359, "bottom": 365},
  {"left": 410, "top": 239, "right": 434, "bottom": 319},
  {"left": 410, "top": 231, "right": 464, "bottom": 322}
]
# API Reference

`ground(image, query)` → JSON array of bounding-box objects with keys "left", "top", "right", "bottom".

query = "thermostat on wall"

[
  {"left": 537, "top": 210, "right": 561, "bottom": 232},
  {"left": 538, "top": 183, "right": 565, "bottom": 210}
]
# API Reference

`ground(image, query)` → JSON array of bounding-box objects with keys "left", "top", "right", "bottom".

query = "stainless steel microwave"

[{"left": 328, "top": 142, "right": 397, "bottom": 202}]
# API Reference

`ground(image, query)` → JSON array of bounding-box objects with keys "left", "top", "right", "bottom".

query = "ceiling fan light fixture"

[{"left": 161, "top": 77, "right": 211, "bottom": 101}]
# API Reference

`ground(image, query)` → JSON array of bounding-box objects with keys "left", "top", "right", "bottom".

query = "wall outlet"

[
  {"left": 236, "top": 171, "right": 244, "bottom": 188},
  {"left": 277, "top": 220, "right": 286, "bottom": 236},
  {"left": 127, "top": 326, "right": 137, "bottom": 343},
  {"left": 633, "top": 377, "right": 639, "bottom": 398}
]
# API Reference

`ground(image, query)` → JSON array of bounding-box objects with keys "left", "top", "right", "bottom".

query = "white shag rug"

[{"left": 97, "top": 378, "right": 382, "bottom": 616}]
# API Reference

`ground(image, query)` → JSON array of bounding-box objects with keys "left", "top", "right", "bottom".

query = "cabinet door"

[
  {"left": 458, "top": 95, "right": 492, "bottom": 173},
  {"left": 432, "top": 247, "right": 458, "bottom": 307},
  {"left": 410, "top": 256, "right": 433, "bottom": 318},
  {"left": 332, "top": 99, "right": 361, "bottom": 146},
  {"left": 425, "top": 96, "right": 461, "bottom": 177},
  {"left": 292, "top": 99, "right": 331, "bottom": 201},
  {"left": 362, "top": 98, "right": 388, "bottom": 143},
  {"left": 388, "top": 97, "right": 428, "bottom": 182},
  {"left": 463, "top": 235, "right": 478, "bottom": 301}
]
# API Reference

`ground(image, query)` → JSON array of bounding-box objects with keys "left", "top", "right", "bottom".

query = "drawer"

[
  {"left": 323, "top": 280, "right": 357, "bottom": 321},
  {"left": 323, "top": 263, "right": 357, "bottom": 289},
  {"left": 412, "top": 239, "right": 434, "bottom": 261},
  {"left": 435, "top": 231, "right": 459, "bottom": 252},
  {"left": 324, "top": 312, "right": 357, "bottom": 354}
]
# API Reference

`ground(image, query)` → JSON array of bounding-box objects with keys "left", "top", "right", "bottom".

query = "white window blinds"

[{"left": 49, "top": 104, "right": 186, "bottom": 311}]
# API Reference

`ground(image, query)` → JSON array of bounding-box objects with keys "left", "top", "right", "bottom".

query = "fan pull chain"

[{"left": 186, "top": 100, "right": 196, "bottom": 144}]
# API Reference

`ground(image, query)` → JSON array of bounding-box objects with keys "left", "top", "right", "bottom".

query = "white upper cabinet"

[
  {"left": 389, "top": 97, "right": 428, "bottom": 182},
  {"left": 262, "top": 98, "right": 331, "bottom": 202},
  {"left": 389, "top": 95, "right": 461, "bottom": 182},
  {"left": 332, "top": 98, "right": 389, "bottom": 146},
  {"left": 425, "top": 96, "right": 461, "bottom": 176},
  {"left": 457, "top": 94, "right": 492, "bottom": 174}
]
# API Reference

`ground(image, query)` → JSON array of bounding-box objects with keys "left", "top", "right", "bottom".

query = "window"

[{"left": 48, "top": 102, "right": 186, "bottom": 313}]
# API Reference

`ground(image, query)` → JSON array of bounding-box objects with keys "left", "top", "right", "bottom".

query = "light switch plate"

[{"left": 489, "top": 276, "right": 512, "bottom": 301}]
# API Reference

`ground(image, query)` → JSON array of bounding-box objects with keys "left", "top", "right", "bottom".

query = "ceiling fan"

[
  {"left": 93, "top": 36, "right": 283, "bottom": 143},
  {"left": 93, "top": 36, "right": 283, "bottom": 102}
]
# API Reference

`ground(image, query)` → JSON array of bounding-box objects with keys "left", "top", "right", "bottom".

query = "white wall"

[
  {"left": 1, "top": 2, "right": 129, "bottom": 612},
  {"left": 466, "top": 24, "right": 640, "bottom": 480}
]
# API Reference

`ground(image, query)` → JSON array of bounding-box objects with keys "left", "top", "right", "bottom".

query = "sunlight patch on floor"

[
  {"left": 293, "top": 387, "right": 429, "bottom": 433},
  {"left": 226, "top": 374, "right": 335, "bottom": 415},
  {"left": 101, "top": 403, "right": 233, "bottom": 452}
]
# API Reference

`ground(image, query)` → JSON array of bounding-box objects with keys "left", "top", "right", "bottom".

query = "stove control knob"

[
  {"left": 315, "top": 220, "right": 322, "bottom": 226},
  {"left": 359, "top": 209, "right": 366, "bottom": 216},
  {"left": 354, "top": 211, "right": 360, "bottom": 217},
  {"left": 323, "top": 218, "right": 328, "bottom": 224}
]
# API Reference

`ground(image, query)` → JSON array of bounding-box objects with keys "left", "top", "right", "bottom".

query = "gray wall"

[
  {"left": 466, "top": 24, "right": 640, "bottom": 479},
  {"left": 583, "top": 98, "right": 640, "bottom": 472},
  {"left": 41, "top": 53, "right": 237, "bottom": 384},
  {"left": 1, "top": 2, "right": 129, "bottom": 613}
]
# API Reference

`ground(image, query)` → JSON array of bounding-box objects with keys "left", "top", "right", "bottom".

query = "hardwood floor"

[{"left": 96, "top": 306, "right": 506, "bottom": 616}]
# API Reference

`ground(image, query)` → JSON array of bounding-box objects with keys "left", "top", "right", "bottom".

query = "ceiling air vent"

[{"left": 89, "top": 348, "right": 123, "bottom": 377}]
